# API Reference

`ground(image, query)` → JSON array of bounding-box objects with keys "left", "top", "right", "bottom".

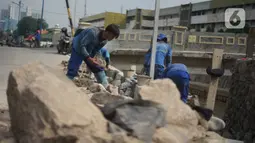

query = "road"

[{"left": 0, "top": 46, "right": 69, "bottom": 109}]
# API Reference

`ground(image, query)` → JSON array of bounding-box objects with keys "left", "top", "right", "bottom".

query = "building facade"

[
  {"left": 190, "top": 1, "right": 255, "bottom": 32},
  {"left": 0, "top": 9, "right": 9, "bottom": 20},
  {"left": 32, "top": 13, "right": 41, "bottom": 19},
  {"left": 125, "top": 8, "right": 154, "bottom": 30},
  {"left": 126, "top": 0, "right": 255, "bottom": 32},
  {"left": 79, "top": 12, "right": 126, "bottom": 29}
]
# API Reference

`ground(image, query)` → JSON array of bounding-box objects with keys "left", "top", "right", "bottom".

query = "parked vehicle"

[{"left": 6, "top": 34, "right": 16, "bottom": 47}]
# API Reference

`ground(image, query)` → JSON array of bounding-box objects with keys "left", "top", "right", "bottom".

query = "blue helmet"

[{"left": 157, "top": 33, "right": 167, "bottom": 41}]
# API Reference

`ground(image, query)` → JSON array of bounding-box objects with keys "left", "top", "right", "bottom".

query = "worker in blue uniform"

[
  {"left": 66, "top": 24, "right": 119, "bottom": 88},
  {"left": 98, "top": 47, "right": 110, "bottom": 69},
  {"left": 163, "top": 63, "right": 190, "bottom": 103},
  {"left": 144, "top": 33, "right": 172, "bottom": 79}
]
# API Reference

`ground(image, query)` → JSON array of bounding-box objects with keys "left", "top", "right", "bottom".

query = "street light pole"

[
  {"left": 39, "top": 0, "right": 45, "bottom": 45},
  {"left": 149, "top": 0, "right": 160, "bottom": 79}
]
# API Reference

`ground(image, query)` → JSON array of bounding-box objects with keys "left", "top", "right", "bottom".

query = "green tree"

[
  {"left": 36, "top": 19, "right": 49, "bottom": 30},
  {"left": 17, "top": 16, "right": 49, "bottom": 36}
]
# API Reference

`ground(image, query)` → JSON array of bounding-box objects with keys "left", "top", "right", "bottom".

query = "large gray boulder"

[{"left": 6, "top": 62, "right": 112, "bottom": 143}]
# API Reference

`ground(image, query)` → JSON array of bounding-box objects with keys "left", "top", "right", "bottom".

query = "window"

[
  {"left": 201, "top": 24, "right": 205, "bottom": 28},
  {"left": 252, "top": 4, "right": 255, "bottom": 9},
  {"left": 201, "top": 11, "right": 205, "bottom": 15},
  {"left": 212, "top": 9, "right": 216, "bottom": 14}
]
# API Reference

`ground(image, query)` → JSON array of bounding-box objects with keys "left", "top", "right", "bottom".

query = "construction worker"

[
  {"left": 66, "top": 24, "right": 119, "bottom": 88},
  {"left": 143, "top": 33, "right": 172, "bottom": 79},
  {"left": 163, "top": 63, "right": 190, "bottom": 103},
  {"left": 98, "top": 47, "right": 110, "bottom": 69},
  {"left": 74, "top": 22, "right": 91, "bottom": 37},
  {"left": 34, "top": 30, "right": 41, "bottom": 48}
]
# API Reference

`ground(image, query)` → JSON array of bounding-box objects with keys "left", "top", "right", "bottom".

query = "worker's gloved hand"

[
  {"left": 85, "top": 57, "right": 100, "bottom": 66},
  {"left": 84, "top": 57, "right": 104, "bottom": 73}
]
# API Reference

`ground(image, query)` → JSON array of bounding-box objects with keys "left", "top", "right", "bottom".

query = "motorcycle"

[
  {"left": 25, "top": 35, "right": 37, "bottom": 48},
  {"left": 6, "top": 35, "right": 16, "bottom": 47},
  {"left": 57, "top": 37, "right": 71, "bottom": 55},
  {"left": 0, "top": 40, "right": 4, "bottom": 46}
]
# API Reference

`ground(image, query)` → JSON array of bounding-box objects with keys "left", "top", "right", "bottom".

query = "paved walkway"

[{"left": 0, "top": 46, "right": 69, "bottom": 109}]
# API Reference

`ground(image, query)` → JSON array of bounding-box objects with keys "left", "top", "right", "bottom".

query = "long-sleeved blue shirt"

[
  {"left": 144, "top": 42, "right": 172, "bottom": 67},
  {"left": 34, "top": 32, "right": 41, "bottom": 40},
  {"left": 99, "top": 47, "right": 110, "bottom": 59},
  {"left": 163, "top": 63, "right": 190, "bottom": 79},
  {"left": 72, "top": 27, "right": 107, "bottom": 58}
]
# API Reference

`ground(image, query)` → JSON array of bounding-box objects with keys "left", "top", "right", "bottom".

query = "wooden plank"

[{"left": 206, "top": 48, "right": 224, "bottom": 110}]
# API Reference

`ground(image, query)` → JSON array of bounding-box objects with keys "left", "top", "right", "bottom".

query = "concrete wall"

[
  {"left": 118, "top": 29, "right": 248, "bottom": 53},
  {"left": 109, "top": 51, "right": 235, "bottom": 89},
  {"left": 142, "top": 18, "right": 180, "bottom": 28},
  {"left": 223, "top": 59, "right": 255, "bottom": 142}
]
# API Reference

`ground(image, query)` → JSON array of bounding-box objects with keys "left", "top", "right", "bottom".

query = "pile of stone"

[
  {"left": 2, "top": 61, "right": 238, "bottom": 143},
  {"left": 61, "top": 60, "right": 137, "bottom": 99},
  {"left": 0, "top": 60, "right": 244, "bottom": 143}
]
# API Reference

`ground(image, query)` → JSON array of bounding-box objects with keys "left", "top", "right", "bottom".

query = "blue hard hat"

[{"left": 157, "top": 33, "right": 167, "bottom": 40}]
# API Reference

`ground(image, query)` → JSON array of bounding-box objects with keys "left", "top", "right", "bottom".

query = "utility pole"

[
  {"left": 39, "top": 0, "right": 45, "bottom": 46},
  {"left": 65, "top": 0, "right": 75, "bottom": 36},
  {"left": 149, "top": 0, "right": 160, "bottom": 79},
  {"left": 12, "top": 0, "right": 23, "bottom": 21},
  {"left": 121, "top": 5, "right": 123, "bottom": 14},
  {"left": 84, "top": 0, "right": 87, "bottom": 17},
  {"left": 18, "top": 1, "right": 21, "bottom": 21},
  {"left": 73, "top": 0, "right": 77, "bottom": 28}
]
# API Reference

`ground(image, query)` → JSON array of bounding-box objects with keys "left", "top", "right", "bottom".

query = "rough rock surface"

[
  {"left": 0, "top": 109, "right": 13, "bottom": 142},
  {"left": 57, "top": 60, "right": 233, "bottom": 143},
  {"left": 140, "top": 79, "right": 206, "bottom": 142},
  {"left": 6, "top": 62, "right": 112, "bottom": 143},
  {"left": 223, "top": 59, "right": 255, "bottom": 142},
  {"left": 91, "top": 92, "right": 126, "bottom": 105}
]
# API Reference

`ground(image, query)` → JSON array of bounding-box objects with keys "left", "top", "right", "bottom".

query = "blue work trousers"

[
  {"left": 66, "top": 48, "right": 108, "bottom": 87},
  {"left": 167, "top": 71, "right": 190, "bottom": 103},
  {"left": 144, "top": 64, "right": 165, "bottom": 79}
]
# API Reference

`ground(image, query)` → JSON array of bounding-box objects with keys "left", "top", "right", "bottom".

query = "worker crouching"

[
  {"left": 66, "top": 24, "right": 119, "bottom": 88},
  {"left": 163, "top": 63, "right": 190, "bottom": 103}
]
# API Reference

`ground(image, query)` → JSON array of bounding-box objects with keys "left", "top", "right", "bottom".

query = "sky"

[{"left": 0, "top": 0, "right": 208, "bottom": 28}]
